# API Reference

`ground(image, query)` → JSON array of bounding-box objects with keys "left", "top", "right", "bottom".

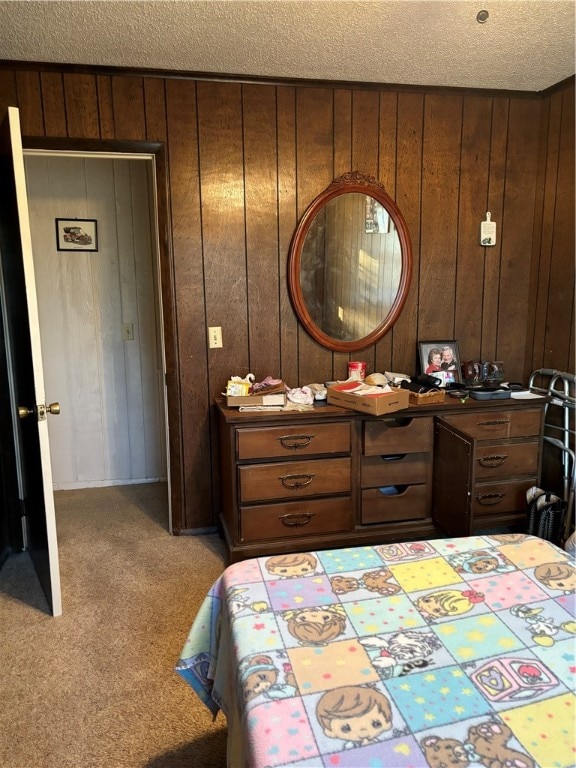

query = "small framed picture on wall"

[
  {"left": 55, "top": 218, "right": 98, "bottom": 252},
  {"left": 418, "top": 340, "right": 461, "bottom": 387}
]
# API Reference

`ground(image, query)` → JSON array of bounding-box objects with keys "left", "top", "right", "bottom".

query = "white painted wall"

[{"left": 24, "top": 154, "right": 167, "bottom": 489}]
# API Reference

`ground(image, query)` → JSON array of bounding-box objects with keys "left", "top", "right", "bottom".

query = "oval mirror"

[{"left": 288, "top": 171, "right": 413, "bottom": 352}]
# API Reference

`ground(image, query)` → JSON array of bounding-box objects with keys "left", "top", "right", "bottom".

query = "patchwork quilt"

[{"left": 176, "top": 534, "right": 576, "bottom": 767}]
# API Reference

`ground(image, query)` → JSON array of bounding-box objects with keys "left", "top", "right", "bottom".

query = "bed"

[{"left": 176, "top": 534, "right": 576, "bottom": 767}]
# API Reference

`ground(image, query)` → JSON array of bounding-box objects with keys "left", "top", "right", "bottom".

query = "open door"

[{"left": 0, "top": 107, "right": 62, "bottom": 616}]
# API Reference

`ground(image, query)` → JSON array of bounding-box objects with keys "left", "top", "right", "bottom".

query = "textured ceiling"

[{"left": 0, "top": 1, "right": 574, "bottom": 92}]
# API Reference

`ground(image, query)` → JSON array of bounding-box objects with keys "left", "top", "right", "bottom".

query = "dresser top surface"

[{"left": 216, "top": 394, "right": 547, "bottom": 425}]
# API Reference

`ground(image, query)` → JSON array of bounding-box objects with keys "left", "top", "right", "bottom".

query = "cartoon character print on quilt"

[{"left": 231, "top": 539, "right": 575, "bottom": 768}]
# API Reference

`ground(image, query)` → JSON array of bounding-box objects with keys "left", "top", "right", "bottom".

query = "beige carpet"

[{"left": 0, "top": 483, "right": 229, "bottom": 768}]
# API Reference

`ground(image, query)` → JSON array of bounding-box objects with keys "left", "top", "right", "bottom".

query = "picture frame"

[
  {"left": 55, "top": 218, "right": 98, "bottom": 252},
  {"left": 418, "top": 340, "right": 461, "bottom": 387}
]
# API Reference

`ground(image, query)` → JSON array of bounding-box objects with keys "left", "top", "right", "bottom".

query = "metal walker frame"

[{"left": 529, "top": 369, "right": 575, "bottom": 542}]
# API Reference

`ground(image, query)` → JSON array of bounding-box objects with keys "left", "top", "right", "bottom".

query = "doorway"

[{"left": 22, "top": 150, "right": 171, "bottom": 531}]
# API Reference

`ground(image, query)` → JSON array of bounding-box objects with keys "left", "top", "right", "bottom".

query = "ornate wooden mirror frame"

[{"left": 288, "top": 171, "right": 413, "bottom": 353}]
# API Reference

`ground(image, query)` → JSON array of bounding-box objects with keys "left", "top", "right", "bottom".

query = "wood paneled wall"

[{"left": 0, "top": 65, "right": 573, "bottom": 532}]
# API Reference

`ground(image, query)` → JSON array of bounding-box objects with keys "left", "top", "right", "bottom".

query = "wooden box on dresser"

[{"left": 216, "top": 397, "right": 546, "bottom": 562}]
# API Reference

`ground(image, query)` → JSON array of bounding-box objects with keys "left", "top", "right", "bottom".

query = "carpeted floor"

[{"left": 0, "top": 483, "right": 229, "bottom": 768}]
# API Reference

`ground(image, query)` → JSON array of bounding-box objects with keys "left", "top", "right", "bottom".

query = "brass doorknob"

[{"left": 17, "top": 402, "right": 61, "bottom": 419}]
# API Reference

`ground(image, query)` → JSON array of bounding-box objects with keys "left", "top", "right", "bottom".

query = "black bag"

[{"left": 527, "top": 486, "right": 567, "bottom": 543}]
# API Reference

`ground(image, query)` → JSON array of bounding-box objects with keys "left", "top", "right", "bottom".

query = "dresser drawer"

[
  {"left": 474, "top": 442, "right": 539, "bottom": 479},
  {"left": 363, "top": 416, "right": 433, "bottom": 455},
  {"left": 239, "top": 457, "right": 351, "bottom": 502},
  {"left": 237, "top": 421, "right": 351, "bottom": 460},
  {"left": 472, "top": 479, "right": 536, "bottom": 516},
  {"left": 440, "top": 409, "right": 541, "bottom": 440},
  {"left": 362, "top": 452, "right": 430, "bottom": 487},
  {"left": 240, "top": 497, "right": 353, "bottom": 542},
  {"left": 361, "top": 484, "right": 429, "bottom": 524}
]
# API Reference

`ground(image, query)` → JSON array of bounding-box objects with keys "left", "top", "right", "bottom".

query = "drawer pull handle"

[
  {"left": 279, "top": 512, "right": 315, "bottom": 527},
  {"left": 279, "top": 473, "right": 315, "bottom": 489},
  {"left": 477, "top": 454, "right": 508, "bottom": 468},
  {"left": 476, "top": 492, "right": 506, "bottom": 506},
  {"left": 277, "top": 434, "right": 314, "bottom": 450},
  {"left": 477, "top": 419, "right": 510, "bottom": 427}
]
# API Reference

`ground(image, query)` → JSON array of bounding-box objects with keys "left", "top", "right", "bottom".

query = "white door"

[{"left": 0, "top": 107, "right": 62, "bottom": 616}]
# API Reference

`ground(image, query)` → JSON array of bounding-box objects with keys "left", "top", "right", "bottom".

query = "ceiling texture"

[{"left": 0, "top": 1, "right": 574, "bottom": 92}]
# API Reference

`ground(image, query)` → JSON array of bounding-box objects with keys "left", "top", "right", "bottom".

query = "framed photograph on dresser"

[{"left": 419, "top": 339, "right": 461, "bottom": 386}]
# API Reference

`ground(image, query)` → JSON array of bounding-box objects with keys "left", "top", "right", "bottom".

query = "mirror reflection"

[
  {"left": 288, "top": 172, "right": 412, "bottom": 352},
  {"left": 300, "top": 192, "right": 402, "bottom": 342}
]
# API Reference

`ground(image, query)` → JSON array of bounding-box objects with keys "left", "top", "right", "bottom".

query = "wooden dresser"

[{"left": 216, "top": 397, "right": 545, "bottom": 562}]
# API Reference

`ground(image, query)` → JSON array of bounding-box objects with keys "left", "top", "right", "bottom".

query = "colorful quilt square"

[
  {"left": 260, "top": 552, "right": 324, "bottom": 580},
  {"left": 501, "top": 693, "right": 576, "bottom": 768},
  {"left": 275, "top": 602, "right": 356, "bottom": 649},
  {"left": 326, "top": 567, "right": 402, "bottom": 603},
  {"left": 556, "top": 592, "right": 576, "bottom": 617},
  {"left": 469, "top": 652, "right": 563, "bottom": 710},
  {"left": 344, "top": 594, "right": 426, "bottom": 637},
  {"left": 226, "top": 582, "right": 274, "bottom": 619},
  {"left": 246, "top": 697, "right": 319, "bottom": 766},
  {"left": 432, "top": 536, "right": 492, "bottom": 555},
  {"left": 223, "top": 558, "right": 266, "bottom": 586},
  {"left": 233, "top": 612, "right": 285, "bottom": 658},
  {"left": 390, "top": 556, "right": 462, "bottom": 592},
  {"left": 374, "top": 540, "right": 438, "bottom": 563},
  {"left": 383, "top": 665, "right": 491, "bottom": 731},
  {"left": 266, "top": 574, "right": 335, "bottom": 612},
  {"left": 497, "top": 597, "right": 576, "bottom": 648},
  {"left": 303, "top": 681, "right": 406, "bottom": 756},
  {"left": 434, "top": 612, "right": 524, "bottom": 663},
  {"left": 317, "top": 546, "right": 385, "bottom": 574},
  {"left": 531, "top": 636, "right": 576, "bottom": 685},
  {"left": 322, "top": 733, "right": 425, "bottom": 767},
  {"left": 467, "top": 570, "right": 548, "bottom": 610},
  {"left": 288, "top": 639, "right": 379, "bottom": 694},
  {"left": 359, "top": 627, "right": 456, "bottom": 680},
  {"left": 497, "top": 537, "right": 570, "bottom": 569}
]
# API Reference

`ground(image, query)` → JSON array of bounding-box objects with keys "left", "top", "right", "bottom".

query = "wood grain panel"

[
  {"left": 198, "top": 81, "right": 248, "bottom": 399},
  {"left": 530, "top": 92, "right": 561, "bottom": 372},
  {"left": 165, "top": 78, "right": 211, "bottom": 529},
  {"left": 352, "top": 90, "right": 379, "bottom": 178},
  {"left": 96, "top": 76, "right": 115, "bottom": 139},
  {"left": 455, "top": 95, "right": 492, "bottom": 361},
  {"left": 0, "top": 70, "right": 17, "bottom": 115},
  {"left": 111, "top": 76, "right": 146, "bottom": 140},
  {"left": 496, "top": 97, "right": 540, "bottom": 381},
  {"left": 544, "top": 83, "right": 575, "bottom": 369},
  {"left": 277, "top": 85, "right": 299, "bottom": 387},
  {"left": 332, "top": 88, "right": 353, "bottom": 377},
  {"left": 143, "top": 77, "right": 167, "bottom": 141},
  {"left": 1, "top": 62, "right": 573, "bottom": 532},
  {"left": 40, "top": 72, "right": 66, "bottom": 136},
  {"left": 350, "top": 89, "right": 380, "bottom": 374},
  {"left": 419, "top": 93, "right": 463, "bottom": 342},
  {"left": 482, "top": 97, "right": 508, "bottom": 362},
  {"left": 374, "top": 91, "right": 398, "bottom": 373},
  {"left": 296, "top": 87, "right": 334, "bottom": 384},
  {"left": 63, "top": 74, "right": 100, "bottom": 138},
  {"left": 334, "top": 89, "right": 352, "bottom": 175},
  {"left": 16, "top": 71, "right": 44, "bottom": 136},
  {"left": 243, "top": 84, "right": 281, "bottom": 378},
  {"left": 390, "top": 92, "right": 423, "bottom": 375}
]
